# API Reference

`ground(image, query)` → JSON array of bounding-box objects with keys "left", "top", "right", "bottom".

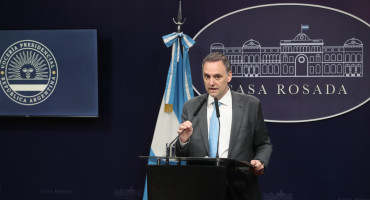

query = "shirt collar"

[{"left": 207, "top": 88, "right": 232, "bottom": 106}]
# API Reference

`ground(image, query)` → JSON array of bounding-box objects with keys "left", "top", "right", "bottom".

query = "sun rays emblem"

[
  {"left": 8, "top": 51, "right": 49, "bottom": 80},
  {"left": 0, "top": 40, "right": 58, "bottom": 105}
]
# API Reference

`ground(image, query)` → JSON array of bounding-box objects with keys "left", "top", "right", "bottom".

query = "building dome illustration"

[
  {"left": 293, "top": 33, "right": 310, "bottom": 41},
  {"left": 242, "top": 39, "right": 261, "bottom": 49},
  {"left": 344, "top": 38, "right": 362, "bottom": 46}
]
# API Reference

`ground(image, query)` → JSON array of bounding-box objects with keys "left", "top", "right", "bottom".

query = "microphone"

[
  {"left": 214, "top": 98, "right": 220, "bottom": 118},
  {"left": 165, "top": 94, "right": 208, "bottom": 162},
  {"left": 214, "top": 97, "right": 221, "bottom": 158}
]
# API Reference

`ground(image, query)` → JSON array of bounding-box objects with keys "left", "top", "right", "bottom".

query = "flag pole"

[{"left": 166, "top": 0, "right": 186, "bottom": 164}]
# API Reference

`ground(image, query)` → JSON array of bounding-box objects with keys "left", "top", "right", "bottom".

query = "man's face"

[{"left": 203, "top": 60, "right": 232, "bottom": 100}]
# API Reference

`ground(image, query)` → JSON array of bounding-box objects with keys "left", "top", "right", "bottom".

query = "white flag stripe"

[
  {"left": 163, "top": 34, "right": 178, "bottom": 44},
  {"left": 184, "top": 70, "right": 191, "bottom": 100},
  {"left": 176, "top": 38, "right": 180, "bottom": 62},
  {"left": 151, "top": 96, "right": 180, "bottom": 156},
  {"left": 9, "top": 84, "right": 47, "bottom": 91}
]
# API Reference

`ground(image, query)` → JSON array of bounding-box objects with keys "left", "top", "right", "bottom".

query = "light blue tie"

[{"left": 209, "top": 102, "right": 220, "bottom": 158}]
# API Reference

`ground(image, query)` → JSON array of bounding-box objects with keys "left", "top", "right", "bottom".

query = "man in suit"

[{"left": 175, "top": 52, "right": 272, "bottom": 200}]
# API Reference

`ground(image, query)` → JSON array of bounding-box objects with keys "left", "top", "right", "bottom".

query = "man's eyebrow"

[{"left": 203, "top": 72, "right": 222, "bottom": 75}]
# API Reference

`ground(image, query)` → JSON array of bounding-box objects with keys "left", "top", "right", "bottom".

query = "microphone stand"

[
  {"left": 165, "top": 95, "right": 208, "bottom": 165},
  {"left": 214, "top": 98, "right": 221, "bottom": 166}
]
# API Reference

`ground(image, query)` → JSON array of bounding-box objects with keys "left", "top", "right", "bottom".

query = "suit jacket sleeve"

[
  {"left": 175, "top": 101, "right": 191, "bottom": 157},
  {"left": 252, "top": 101, "right": 273, "bottom": 167}
]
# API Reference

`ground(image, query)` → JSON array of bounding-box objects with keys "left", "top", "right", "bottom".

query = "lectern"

[{"left": 140, "top": 156, "right": 252, "bottom": 200}]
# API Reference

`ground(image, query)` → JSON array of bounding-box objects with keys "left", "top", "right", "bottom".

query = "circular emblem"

[
  {"left": 298, "top": 56, "right": 305, "bottom": 63},
  {"left": 0, "top": 40, "right": 58, "bottom": 105}
]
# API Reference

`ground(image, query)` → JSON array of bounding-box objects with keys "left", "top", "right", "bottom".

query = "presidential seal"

[{"left": 0, "top": 40, "right": 58, "bottom": 105}]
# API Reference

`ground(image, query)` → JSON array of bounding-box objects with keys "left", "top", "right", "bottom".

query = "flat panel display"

[{"left": 0, "top": 29, "right": 98, "bottom": 117}]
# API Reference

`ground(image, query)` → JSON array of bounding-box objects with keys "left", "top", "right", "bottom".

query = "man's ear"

[{"left": 227, "top": 71, "right": 232, "bottom": 83}]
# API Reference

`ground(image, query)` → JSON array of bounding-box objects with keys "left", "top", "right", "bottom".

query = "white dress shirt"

[{"left": 207, "top": 89, "right": 232, "bottom": 158}]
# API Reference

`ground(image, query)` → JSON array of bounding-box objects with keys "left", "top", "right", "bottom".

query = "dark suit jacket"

[{"left": 176, "top": 91, "right": 273, "bottom": 200}]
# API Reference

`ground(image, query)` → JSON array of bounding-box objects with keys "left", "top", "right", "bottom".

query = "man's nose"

[{"left": 209, "top": 77, "right": 215, "bottom": 85}]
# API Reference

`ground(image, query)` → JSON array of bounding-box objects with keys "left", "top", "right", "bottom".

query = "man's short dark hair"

[{"left": 202, "top": 52, "right": 231, "bottom": 73}]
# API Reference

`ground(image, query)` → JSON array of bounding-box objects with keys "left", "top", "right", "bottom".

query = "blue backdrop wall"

[{"left": 0, "top": 0, "right": 369, "bottom": 199}]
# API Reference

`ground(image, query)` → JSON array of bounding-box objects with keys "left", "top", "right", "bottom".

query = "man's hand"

[
  {"left": 250, "top": 160, "right": 264, "bottom": 176},
  {"left": 177, "top": 121, "right": 193, "bottom": 143}
]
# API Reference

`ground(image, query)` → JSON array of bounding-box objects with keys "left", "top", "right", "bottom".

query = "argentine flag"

[
  {"left": 301, "top": 24, "right": 309, "bottom": 31},
  {"left": 143, "top": 32, "right": 195, "bottom": 200}
]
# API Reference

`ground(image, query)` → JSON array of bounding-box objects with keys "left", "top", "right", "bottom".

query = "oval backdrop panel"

[{"left": 189, "top": 3, "right": 370, "bottom": 122}]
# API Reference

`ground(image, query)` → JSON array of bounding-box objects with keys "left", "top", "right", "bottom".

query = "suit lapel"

[
  {"left": 198, "top": 97, "right": 210, "bottom": 156},
  {"left": 228, "top": 91, "right": 243, "bottom": 158},
  {"left": 192, "top": 94, "right": 209, "bottom": 156}
]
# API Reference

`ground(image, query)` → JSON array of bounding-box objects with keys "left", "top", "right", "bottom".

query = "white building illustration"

[{"left": 210, "top": 30, "right": 363, "bottom": 78}]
